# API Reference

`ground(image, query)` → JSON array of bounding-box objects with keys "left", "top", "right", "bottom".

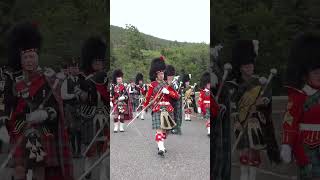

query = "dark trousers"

[{"left": 70, "top": 129, "right": 81, "bottom": 154}]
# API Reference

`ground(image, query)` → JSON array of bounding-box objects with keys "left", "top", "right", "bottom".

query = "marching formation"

[
  {"left": 212, "top": 32, "right": 320, "bottom": 180},
  {"left": 109, "top": 56, "right": 211, "bottom": 157}
]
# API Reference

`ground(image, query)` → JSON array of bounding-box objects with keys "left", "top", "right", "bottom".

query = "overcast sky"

[{"left": 110, "top": 0, "right": 210, "bottom": 44}]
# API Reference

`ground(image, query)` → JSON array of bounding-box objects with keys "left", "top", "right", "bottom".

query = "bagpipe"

[
  {"left": 183, "top": 83, "right": 197, "bottom": 109},
  {"left": 127, "top": 81, "right": 176, "bottom": 130},
  {"left": 231, "top": 68, "right": 277, "bottom": 153},
  {"left": 0, "top": 67, "right": 67, "bottom": 179}
]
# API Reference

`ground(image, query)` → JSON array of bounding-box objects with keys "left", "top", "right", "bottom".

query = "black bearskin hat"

[
  {"left": 81, "top": 36, "right": 106, "bottom": 73},
  {"left": 286, "top": 32, "right": 320, "bottom": 89},
  {"left": 200, "top": 72, "right": 210, "bottom": 89},
  {"left": 149, "top": 56, "right": 166, "bottom": 81},
  {"left": 182, "top": 74, "right": 190, "bottom": 83},
  {"left": 231, "top": 40, "right": 258, "bottom": 77},
  {"left": 8, "top": 22, "right": 42, "bottom": 71},
  {"left": 135, "top": 73, "right": 143, "bottom": 84},
  {"left": 165, "top": 65, "right": 175, "bottom": 76},
  {"left": 112, "top": 69, "right": 123, "bottom": 84}
]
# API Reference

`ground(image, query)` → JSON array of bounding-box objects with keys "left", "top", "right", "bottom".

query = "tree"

[{"left": 124, "top": 24, "right": 146, "bottom": 60}]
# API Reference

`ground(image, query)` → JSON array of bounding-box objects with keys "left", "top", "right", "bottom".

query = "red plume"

[
  {"left": 160, "top": 55, "right": 165, "bottom": 61},
  {"left": 31, "top": 21, "right": 39, "bottom": 28}
]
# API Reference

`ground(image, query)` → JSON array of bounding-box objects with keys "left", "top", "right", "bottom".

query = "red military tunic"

[
  {"left": 282, "top": 85, "right": 320, "bottom": 166},
  {"left": 198, "top": 88, "right": 211, "bottom": 116},
  {"left": 143, "top": 81, "right": 179, "bottom": 112},
  {"left": 111, "top": 83, "right": 132, "bottom": 120}
]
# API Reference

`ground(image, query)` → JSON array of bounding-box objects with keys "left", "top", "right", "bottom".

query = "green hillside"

[{"left": 110, "top": 24, "right": 210, "bottom": 86}]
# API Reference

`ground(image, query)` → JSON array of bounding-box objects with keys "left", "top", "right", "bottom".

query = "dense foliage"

[
  {"left": 212, "top": 0, "right": 320, "bottom": 95},
  {"left": 0, "top": 0, "right": 108, "bottom": 68},
  {"left": 111, "top": 25, "right": 210, "bottom": 85}
]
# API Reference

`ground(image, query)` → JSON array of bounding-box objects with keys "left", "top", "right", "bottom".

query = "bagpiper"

[
  {"left": 165, "top": 65, "right": 183, "bottom": 135},
  {"left": 78, "top": 36, "right": 109, "bottom": 180},
  {"left": 60, "top": 58, "right": 82, "bottom": 158},
  {"left": 111, "top": 69, "right": 132, "bottom": 133},
  {"left": 143, "top": 56, "right": 179, "bottom": 156},
  {"left": 230, "top": 40, "right": 280, "bottom": 180},
  {"left": 135, "top": 73, "right": 148, "bottom": 120},
  {"left": 7, "top": 22, "right": 73, "bottom": 180},
  {"left": 281, "top": 32, "right": 320, "bottom": 179},
  {"left": 211, "top": 43, "right": 233, "bottom": 180},
  {"left": 128, "top": 79, "right": 139, "bottom": 113},
  {"left": 198, "top": 72, "right": 211, "bottom": 136},
  {"left": 182, "top": 74, "right": 195, "bottom": 121}
]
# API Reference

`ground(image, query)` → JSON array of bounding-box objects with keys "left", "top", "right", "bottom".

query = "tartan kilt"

[
  {"left": 151, "top": 111, "right": 174, "bottom": 129},
  {"left": 11, "top": 127, "right": 73, "bottom": 179},
  {"left": 12, "top": 132, "right": 59, "bottom": 167},
  {"left": 113, "top": 103, "right": 131, "bottom": 121},
  {"left": 80, "top": 115, "right": 109, "bottom": 157}
]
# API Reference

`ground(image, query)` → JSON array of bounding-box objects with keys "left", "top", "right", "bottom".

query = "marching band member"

[
  {"left": 61, "top": 59, "right": 82, "bottom": 158},
  {"left": 165, "top": 65, "right": 183, "bottom": 135},
  {"left": 128, "top": 80, "right": 139, "bottom": 114},
  {"left": 78, "top": 36, "right": 109, "bottom": 179},
  {"left": 7, "top": 22, "right": 73, "bottom": 180},
  {"left": 182, "top": 74, "right": 194, "bottom": 121},
  {"left": 281, "top": 32, "right": 320, "bottom": 179},
  {"left": 230, "top": 40, "right": 279, "bottom": 180},
  {"left": 135, "top": 73, "right": 148, "bottom": 120},
  {"left": 143, "top": 56, "right": 179, "bottom": 156},
  {"left": 198, "top": 72, "right": 211, "bottom": 136},
  {"left": 111, "top": 69, "right": 132, "bottom": 133}
]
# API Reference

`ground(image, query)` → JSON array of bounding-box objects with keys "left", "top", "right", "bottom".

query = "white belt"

[
  {"left": 300, "top": 124, "right": 320, "bottom": 131},
  {"left": 204, "top": 100, "right": 210, "bottom": 104},
  {"left": 158, "top": 102, "right": 170, "bottom": 105}
]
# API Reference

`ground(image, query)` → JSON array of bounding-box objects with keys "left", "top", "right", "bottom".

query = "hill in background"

[{"left": 110, "top": 24, "right": 210, "bottom": 86}]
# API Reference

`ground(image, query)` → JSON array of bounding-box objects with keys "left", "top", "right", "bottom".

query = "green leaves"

[{"left": 111, "top": 25, "right": 209, "bottom": 84}]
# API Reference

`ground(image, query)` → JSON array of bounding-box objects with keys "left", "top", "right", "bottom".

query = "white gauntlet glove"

[
  {"left": 118, "top": 96, "right": 126, "bottom": 101},
  {"left": 161, "top": 88, "right": 169, "bottom": 94},
  {"left": 281, "top": 144, "right": 292, "bottom": 163},
  {"left": 26, "top": 110, "right": 48, "bottom": 123}
]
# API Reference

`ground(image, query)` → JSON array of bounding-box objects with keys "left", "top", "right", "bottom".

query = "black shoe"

[
  {"left": 85, "top": 172, "right": 92, "bottom": 179},
  {"left": 158, "top": 150, "right": 164, "bottom": 156},
  {"left": 171, "top": 129, "right": 177, "bottom": 134}
]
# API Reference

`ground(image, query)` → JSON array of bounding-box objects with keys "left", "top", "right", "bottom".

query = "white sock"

[
  {"left": 240, "top": 165, "right": 249, "bottom": 180},
  {"left": 120, "top": 123, "right": 124, "bottom": 131},
  {"left": 157, "top": 141, "right": 164, "bottom": 151},
  {"left": 207, "top": 127, "right": 210, "bottom": 134},
  {"left": 249, "top": 166, "right": 257, "bottom": 180},
  {"left": 114, "top": 122, "right": 119, "bottom": 131}
]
